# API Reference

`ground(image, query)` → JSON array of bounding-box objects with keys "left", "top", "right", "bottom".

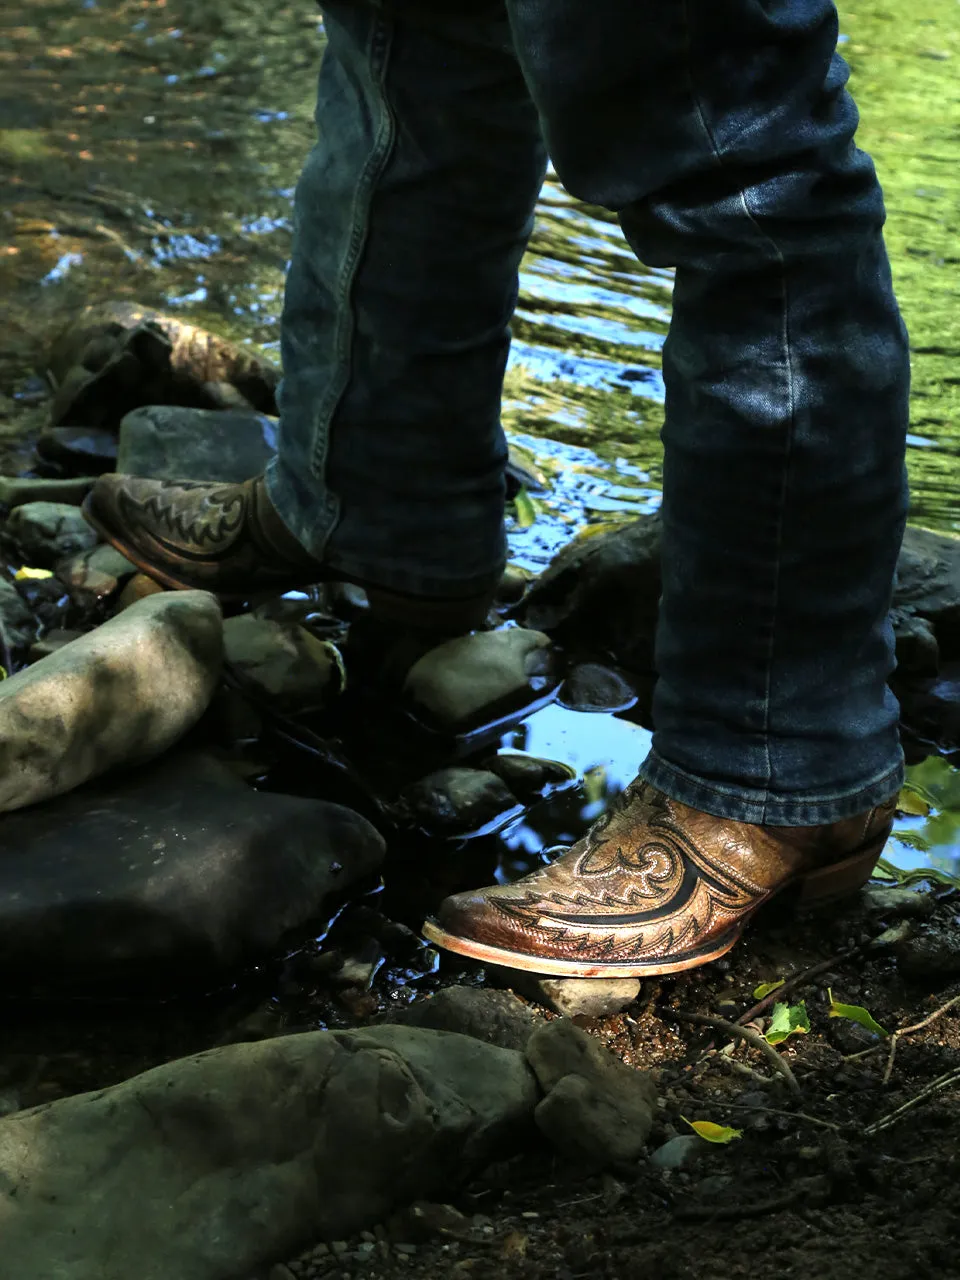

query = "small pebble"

[
  {"left": 331, "top": 1241, "right": 348, "bottom": 1256},
  {"left": 394, "top": 1243, "right": 417, "bottom": 1255},
  {"left": 270, "top": 1266, "right": 297, "bottom": 1280}
]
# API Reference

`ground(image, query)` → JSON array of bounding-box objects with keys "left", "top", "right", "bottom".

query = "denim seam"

[
  {"left": 310, "top": 15, "right": 397, "bottom": 540},
  {"left": 678, "top": 0, "right": 797, "bottom": 822}
]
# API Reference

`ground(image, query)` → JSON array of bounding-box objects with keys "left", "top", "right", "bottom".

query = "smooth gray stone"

[
  {"left": 0, "top": 590, "right": 222, "bottom": 812},
  {"left": 0, "top": 1026, "right": 537, "bottom": 1280},
  {"left": 5, "top": 501, "right": 98, "bottom": 568},
  {"left": 491, "top": 968, "right": 641, "bottom": 1019},
  {"left": 0, "top": 749, "right": 385, "bottom": 984},
  {"left": 117, "top": 404, "right": 277, "bottom": 482}
]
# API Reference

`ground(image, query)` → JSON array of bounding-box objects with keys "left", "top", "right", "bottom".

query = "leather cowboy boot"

[
  {"left": 82, "top": 473, "right": 326, "bottom": 599},
  {"left": 82, "top": 472, "right": 491, "bottom": 628},
  {"left": 423, "top": 780, "right": 896, "bottom": 977}
]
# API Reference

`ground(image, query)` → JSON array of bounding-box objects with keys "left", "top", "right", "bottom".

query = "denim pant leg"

[
  {"left": 265, "top": 0, "right": 547, "bottom": 600},
  {"left": 508, "top": 0, "right": 910, "bottom": 824}
]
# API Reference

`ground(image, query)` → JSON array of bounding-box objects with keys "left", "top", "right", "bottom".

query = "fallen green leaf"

[
  {"left": 513, "top": 487, "right": 538, "bottom": 529},
  {"left": 897, "top": 786, "right": 932, "bottom": 817},
  {"left": 753, "top": 979, "right": 785, "bottom": 1000},
  {"left": 14, "top": 566, "right": 53, "bottom": 581},
  {"left": 764, "top": 1000, "right": 811, "bottom": 1046},
  {"left": 827, "top": 988, "right": 888, "bottom": 1038},
  {"left": 683, "top": 1118, "right": 743, "bottom": 1145},
  {"left": 0, "top": 665, "right": 6, "bottom": 680}
]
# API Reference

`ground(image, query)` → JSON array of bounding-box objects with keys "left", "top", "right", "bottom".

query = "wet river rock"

[
  {"left": 0, "top": 1025, "right": 536, "bottom": 1280},
  {"left": 223, "top": 614, "right": 345, "bottom": 711},
  {"left": 47, "top": 300, "right": 280, "bottom": 429},
  {"left": 399, "top": 767, "right": 523, "bottom": 837},
  {"left": 0, "top": 579, "right": 36, "bottom": 652},
  {"left": 517, "top": 514, "right": 661, "bottom": 674},
  {"left": 403, "top": 627, "right": 557, "bottom": 733},
  {"left": 0, "top": 750, "right": 384, "bottom": 986},
  {"left": 5, "top": 500, "right": 99, "bottom": 567},
  {"left": 56, "top": 543, "right": 137, "bottom": 601},
  {"left": 117, "top": 404, "right": 278, "bottom": 483},
  {"left": 0, "top": 590, "right": 222, "bottom": 811}
]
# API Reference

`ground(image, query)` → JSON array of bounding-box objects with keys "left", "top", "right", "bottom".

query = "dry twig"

[
  {"left": 674, "top": 1010, "right": 802, "bottom": 1099},
  {"left": 865, "top": 1067, "right": 960, "bottom": 1136}
]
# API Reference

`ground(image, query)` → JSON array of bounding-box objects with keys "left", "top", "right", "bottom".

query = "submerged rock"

[
  {"left": 0, "top": 750, "right": 384, "bottom": 984},
  {"left": 0, "top": 579, "right": 36, "bottom": 652},
  {"left": 0, "top": 1025, "right": 537, "bottom": 1280},
  {"left": 403, "top": 627, "right": 557, "bottom": 732},
  {"left": 892, "top": 608, "right": 940, "bottom": 678},
  {"left": 558, "top": 661, "right": 639, "bottom": 713},
  {"left": 484, "top": 751, "right": 577, "bottom": 802},
  {"left": 117, "top": 404, "right": 277, "bottom": 482},
  {"left": 5, "top": 500, "right": 98, "bottom": 567},
  {"left": 223, "top": 614, "right": 345, "bottom": 711},
  {"left": 526, "top": 1019, "right": 657, "bottom": 1168},
  {"left": 399, "top": 767, "right": 522, "bottom": 837},
  {"left": 0, "top": 590, "right": 222, "bottom": 812},
  {"left": 517, "top": 515, "right": 661, "bottom": 674},
  {"left": 47, "top": 300, "right": 280, "bottom": 429},
  {"left": 892, "top": 527, "right": 960, "bottom": 659}
]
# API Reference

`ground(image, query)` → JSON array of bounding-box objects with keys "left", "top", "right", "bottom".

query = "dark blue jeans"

[{"left": 265, "top": 0, "right": 910, "bottom": 825}]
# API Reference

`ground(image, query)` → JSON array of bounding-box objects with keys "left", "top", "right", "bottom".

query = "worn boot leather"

[
  {"left": 423, "top": 780, "right": 896, "bottom": 977},
  {"left": 83, "top": 473, "right": 322, "bottom": 598}
]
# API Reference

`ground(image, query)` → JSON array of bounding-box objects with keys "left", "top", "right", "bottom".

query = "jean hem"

[{"left": 638, "top": 748, "right": 904, "bottom": 826}]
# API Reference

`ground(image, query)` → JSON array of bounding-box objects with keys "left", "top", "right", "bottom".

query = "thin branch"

[
  {"left": 674, "top": 1010, "right": 802, "bottom": 1100},
  {"left": 881, "top": 993, "right": 960, "bottom": 1085},
  {"left": 736, "top": 945, "right": 862, "bottom": 1026},
  {"left": 865, "top": 1067, "right": 960, "bottom": 1136},
  {"left": 719, "top": 1102, "right": 844, "bottom": 1132}
]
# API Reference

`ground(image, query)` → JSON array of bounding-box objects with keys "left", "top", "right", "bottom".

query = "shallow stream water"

[{"left": 2, "top": 0, "right": 960, "bottom": 882}]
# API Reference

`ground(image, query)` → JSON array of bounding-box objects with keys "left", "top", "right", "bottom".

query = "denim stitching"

[
  {"left": 679, "top": 0, "right": 797, "bottom": 822},
  {"left": 310, "top": 15, "right": 397, "bottom": 529}
]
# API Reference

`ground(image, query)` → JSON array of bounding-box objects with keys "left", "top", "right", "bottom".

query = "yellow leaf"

[
  {"left": 683, "top": 1117, "right": 742, "bottom": 1145},
  {"left": 897, "top": 786, "right": 931, "bottom": 817},
  {"left": 753, "top": 979, "right": 785, "bottom": 999},
  {"left": 14, "top": 566, "right": 53, "bottom": 581},
  {"left": 0, "top": 665, "right": 6, "bottom": 680},
  {"left": 513, "top": 487, "right": 538, "bottom": 529}
]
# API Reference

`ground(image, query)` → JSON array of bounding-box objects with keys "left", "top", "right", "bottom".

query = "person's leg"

[
  {"left": 427, "top": 0, "right": 909, "bottom": 974},
  {"left": 268, "top": 0, "right": 547, "bottom": 602},
  {"left": 87, "top": 0, "right": 547, "bottom": 615}
]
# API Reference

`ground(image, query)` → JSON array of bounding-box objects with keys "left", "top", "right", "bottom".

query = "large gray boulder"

[
  {"left": 0, "top": 590, "right": 222, "bottom": 811},
  {"left": 0, "top": 750, "right": 384, "bottom": 985},
  {"left": 117, "top": 404, "right": 277, "bottom": 482},
  {"left": 0, "top": 1025, "right": 538, "bottom": 1280}
]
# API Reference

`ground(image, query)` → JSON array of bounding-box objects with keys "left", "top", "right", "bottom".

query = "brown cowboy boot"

[
  {"left": 83, "top": 473, "right": 493, "bottom": 628},
  {"left": 82, "top": 473, "right": 324, "bottom": 599},
  {"left": 422, "top": 780, "right": 896, "bottom": 978}
]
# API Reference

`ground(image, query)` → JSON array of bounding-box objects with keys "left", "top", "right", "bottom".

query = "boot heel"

[{"left": 797, "top": 830, "right": 891, "bottom": 907}]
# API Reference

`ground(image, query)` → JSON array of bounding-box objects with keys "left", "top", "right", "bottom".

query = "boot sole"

[{"left": 421, "top": 829, "right": 891, "bottom": 979}]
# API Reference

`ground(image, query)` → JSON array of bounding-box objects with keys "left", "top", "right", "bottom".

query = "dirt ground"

[{"left": 271, "top": 892, "right": 960, "bottom": 1280}]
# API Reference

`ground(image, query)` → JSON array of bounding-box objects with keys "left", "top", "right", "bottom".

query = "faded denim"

[{"left": 265, "top": 0, "right": 910, "bottom": 825}]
